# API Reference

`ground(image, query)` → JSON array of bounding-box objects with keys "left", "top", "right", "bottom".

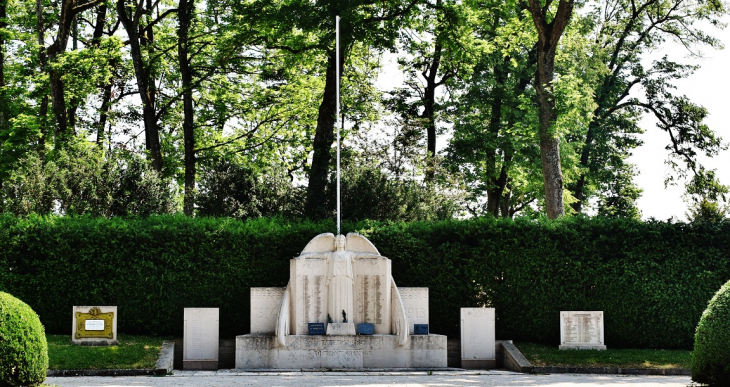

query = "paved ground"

[{"left": 46, "top": 370, "right": 698, "bottom": 387}]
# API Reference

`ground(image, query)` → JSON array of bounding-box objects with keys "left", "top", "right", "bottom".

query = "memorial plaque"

[
  {"left": 399, "top": 288, "right": 429, "bottom": 334},
  {"left": 308, "top": 323, "right": 326, "bottom": 335},
  {"left": 72, "top": 306, "right": 117, "bottom": 345},
  {"left": 414, "top": 324, "right": 429, "bottom": 335},
  {"left": 460, "top": 308, "right": 495, "bottom": 369},
  {"left": 250, "top": 287, "right": 285, "bottom": 334},
  {"left": 357, "top": 323, "right": 375, "bottom": 335},
  {"left": 559, "top": 311, "right": 606, "bottom": 350},
  {"left": 184, "top": 308, "right": 219, "bottom": 370}
]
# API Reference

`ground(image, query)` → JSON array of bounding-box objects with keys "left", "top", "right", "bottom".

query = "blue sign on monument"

[
  {"left": 414, "top": 324, "right": 429, "bottom": 335},
  {"left": 308, "top": 323, "right": 325, "bottom": 335},
  {"left": 356, "top": 323, "right": 374, "bottom": 335}
]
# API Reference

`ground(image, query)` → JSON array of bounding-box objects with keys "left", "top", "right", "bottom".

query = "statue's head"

[{"left": 334, "top": 234, "right": 346, "bottom": 251}]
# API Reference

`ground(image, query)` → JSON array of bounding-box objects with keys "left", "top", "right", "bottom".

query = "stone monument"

[
  {"left": 72, "top": 306, "right": 117, "bottom": 345},
  {"left": 460, "top": 307, "right": 496, "bottom": 368},
  {"left": 184, "top": 308, "right": 220, "bottom": 370},
  {"left": 236, "top": 233, "right": 446, "bottom": 369},
  {"left": 559, "top": 311, "right": 606, "bottom": 350}
]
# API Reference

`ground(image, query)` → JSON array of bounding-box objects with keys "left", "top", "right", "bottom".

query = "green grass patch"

[
  {"left": 516, "top": 342, "right": 692, "bottom": 369},
  {"left": 47, "top": 334, "right": 171, "bottom": 370}
]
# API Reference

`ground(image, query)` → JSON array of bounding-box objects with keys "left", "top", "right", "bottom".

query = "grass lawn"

[
  {"left": 47, "top": 334, "right": 171, "bottom": 370},
  {"left": 516, "top": 342, "right": 692, "bottom": 369}
]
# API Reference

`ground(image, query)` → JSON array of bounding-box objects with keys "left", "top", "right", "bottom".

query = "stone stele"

[
  {"left": 72, "top": 306, "right": 118, "bottom": 345},
  {"left": 184, "top": 308, "right": 219, "bottom": 370},
  {"left": 236, "top": 233, "right": 446, "bottom": 369},
  {"left": 460, "top": 307, "right": 496, "bottom": 369},
  {"left": 559, "top": 311, "right": 606, "bottom": 350}
]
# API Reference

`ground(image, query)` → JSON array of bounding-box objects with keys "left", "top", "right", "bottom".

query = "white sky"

[{"left": 376, "top": 19, "right": 730, "bottom": 221}]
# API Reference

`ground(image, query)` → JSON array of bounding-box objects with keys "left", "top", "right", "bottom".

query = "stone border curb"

[
  {"left": 47, "top": 339, "right": 176, "bottom": 377},
  {"left": 500, "top": 342, "right": 690, "bottom": 376},
  {"left": 47, "top": 369, "right": 164, "bottom": 377},
  {"left": 531, "top": 366, "right": 691, "bottom": 375}
]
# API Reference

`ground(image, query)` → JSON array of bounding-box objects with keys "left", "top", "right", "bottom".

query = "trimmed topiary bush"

[
  {"left": 692, "top": 279, "right": 730, "bottom": 385},
  {"left": 0, "top": 292, "right": 48, "bottom": 387}
]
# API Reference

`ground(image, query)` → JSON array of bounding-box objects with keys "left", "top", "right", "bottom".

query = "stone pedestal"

[
  {"left": 235, "top": 334, "right": 447, "bottom": 369},
  {"left": 460, "top": 308, "right": 496, "bottom": 369},
  {"left": 327, "top": 323, "right": 356, "bottom": 335},
  {"left": 184, "top": 308, "right": 219, "bottom": 370}
]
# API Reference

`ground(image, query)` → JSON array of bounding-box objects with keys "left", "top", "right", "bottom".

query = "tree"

[{"left": 522, "top": 0, "right": 575, "bottom": 219}]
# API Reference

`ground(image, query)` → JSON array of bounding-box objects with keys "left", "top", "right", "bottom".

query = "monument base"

[
  {"left": 326, "top": 323, "right": 355, "bottom": 335},
  {"left": 235, "top": 334, "right": 447, "bottom": 369},
  {"left": 559, "top": 345, "right": 607, "bottom": 350},
  {"left": 183, "top": 360, "right": 218, "bottom": 370},
  {"left": 461, "top": 359, "right": 496, "bottom": 369}
]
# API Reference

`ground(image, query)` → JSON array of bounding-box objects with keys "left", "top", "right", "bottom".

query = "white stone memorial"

[
  {"left": 72, "top": 306, "right": 117, "bottom": 345},
  {"left": 460, "top": 307, "right": 496, "bottom": 369},
  {"left": 184, "top": 308, "right": 220, "bottom": 370},
  {"left": 559, "top": 311, "right": 606, "bottom": 350},
  {"left": 236, "top": 233, "right": 447, "bottom": 369},
  {"left": 400, "top": 288, "right": 429, "bottom": 334}
]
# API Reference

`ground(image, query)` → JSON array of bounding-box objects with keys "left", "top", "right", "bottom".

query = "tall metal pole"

[{"left": 336, "top": 16, "right": 341, "bottom": 236}]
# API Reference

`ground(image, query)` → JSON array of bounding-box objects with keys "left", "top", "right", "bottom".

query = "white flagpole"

[{"left": 336, "top": 16, "right": 341, "bottom": 236}]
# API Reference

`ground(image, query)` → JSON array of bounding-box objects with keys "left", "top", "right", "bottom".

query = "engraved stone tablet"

[
  {"left": 357, "top": 323, "right": 374, "bottom": 335},
  {"left": 400, "top": 287, "right": 429, "bottom": 334},
  {"left": 414, "top": 324, "right": 429, "bottom": 335},
  {"left": 308, "top": 323, "right": 326, "bottom": 335},
  {"left": 460, "top": 308, "right": 496, "bottom": 369},
  {"left": 559, "top": 311, "right": 606, "bottom": 350},
  {"left": 184, "top": 308, "right": 219, "bottom": 370},
  {"left": 250, "top": 287, "right": 285, "bottom": 334},
  {"left": 72, "top": 306, "right": 117, "bottom": 345}
]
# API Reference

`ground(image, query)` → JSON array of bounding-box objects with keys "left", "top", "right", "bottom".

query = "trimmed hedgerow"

[
  {"left": 0, "top": 292, "right": 48, "bottom": 387},
  {"left": 692, "top": 280, "right": 730, "bottom": 385},
  {"left": 0, "top": 215, "right": 728, "bottom": 349}
]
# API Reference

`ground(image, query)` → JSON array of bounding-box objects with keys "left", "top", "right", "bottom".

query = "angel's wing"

[
  {"left": 300, "top": 233, "right": 335, "bottom": 255},
  {"left": 345, "top": 233, "right": 380, "bottom": 255}
]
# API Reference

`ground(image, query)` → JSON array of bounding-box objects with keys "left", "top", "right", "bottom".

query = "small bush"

[
  {"left": 692, "top": 280, "right": 730, "bottom": 385},
  {"left": 0, "top": 292, "right": 48, "bottom": 387}
]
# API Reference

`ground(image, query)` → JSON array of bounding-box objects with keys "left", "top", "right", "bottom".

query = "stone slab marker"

[
  {"left": 184, "top": 308, "right": 219, "bottom": 370},
  {"left": 250, "top": 288, "right": 285, "bottom": 334},
  {"left": 399, "top": 288, "right": 429, "bottom": 334},
  {"left": 559, "top": 311, "right": 606, "bottom": 350},
  {"left": 460, "top": 307, "right": 496, "bottom": 369},
  {"left": 72, "top": 306, "right": 118, "bottom": 345}
]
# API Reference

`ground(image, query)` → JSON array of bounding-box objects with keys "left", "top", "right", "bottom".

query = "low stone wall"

[{"left": 236, "top": 334, "right": 447, "bottom": 369}]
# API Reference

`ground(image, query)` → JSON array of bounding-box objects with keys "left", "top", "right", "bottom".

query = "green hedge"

[{"left": 1, "top": 215, "right": 728, "bottom": 349}]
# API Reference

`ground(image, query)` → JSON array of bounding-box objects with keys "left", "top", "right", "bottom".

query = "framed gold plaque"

[{"left": 75, "top": 307, "right": 114, "bottom": 339}]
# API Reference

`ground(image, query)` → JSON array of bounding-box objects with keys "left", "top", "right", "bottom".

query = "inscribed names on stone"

[
  {"left": 291, "top": 258, "right": 327, "bottom": 334},
  {"left": 559, "top": 311, "right": 606, "bottom": 350},
  {"left": 183, "top": 308, "right": 219, "bottom": 365},
  {"left": 460, "top": 308, "right": 495, "bottom": 368}
]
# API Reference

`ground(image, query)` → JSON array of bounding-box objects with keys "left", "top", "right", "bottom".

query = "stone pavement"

[{"left": 46, "top": 370, "right": 698, "bottom": 387}]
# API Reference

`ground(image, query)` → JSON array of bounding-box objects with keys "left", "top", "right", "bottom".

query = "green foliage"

[
  {"left": 692, "top": 280, "right": 730, "bottom": 385},
  {"left": 1, "top": 143, "right": 176, "bottom": 217},
  {"left": 47, "top": 334, "right": 168, "bottom": 370},
  {"left": 686, "top": 198, "right": 729, "bottom": 224},
  {"left": 1, "top": 215, "right": 729, "bottom": 350},
  {"left": 0, "top": 292, "right": 48, "bottom": 387}
]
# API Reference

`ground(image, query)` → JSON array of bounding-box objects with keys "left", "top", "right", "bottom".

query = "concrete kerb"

[{"left": 500, "top": 341, "right": 691, "bottom": 376}]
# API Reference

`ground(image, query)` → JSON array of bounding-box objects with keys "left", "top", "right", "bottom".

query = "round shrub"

[
  {"left": 0, "top": 292, "right": 48, "bottom": 387},
  {"left": 692, "top": 280, "right": 730, "bottom": 385}
]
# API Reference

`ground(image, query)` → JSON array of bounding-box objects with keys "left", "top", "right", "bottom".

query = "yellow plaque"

[{"left": 75, "top": 307, "right": 114, "bottom": 339}]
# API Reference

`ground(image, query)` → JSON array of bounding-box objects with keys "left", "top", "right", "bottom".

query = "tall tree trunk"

[
  {"left": 178, "top": 0, "right": 195, "bottom": 216},
  {"left": 91, "top": 4, "right": 111, "bottom": 147},
  {"left": 36, "top": 0, "right": 49, "bottom": 152},
  {"left": 526, "top": 0, "right": 574, "bottom": 219},
  {"left": 117, "top": 0, "right": 163, "bottom": 172},
  {"left": 305, "top": 44, "right": 347, "bottom": 219},
  {"left": 0, "top": 0, "right": 7, "bottom": 131},
  {"left": 421, "top": 0, "right": 443, "bottom": 183}
]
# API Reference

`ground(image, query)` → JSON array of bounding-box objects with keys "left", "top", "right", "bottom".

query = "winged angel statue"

[{"left": 275, "top": 233, "right": 409, "bottom": 347}]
